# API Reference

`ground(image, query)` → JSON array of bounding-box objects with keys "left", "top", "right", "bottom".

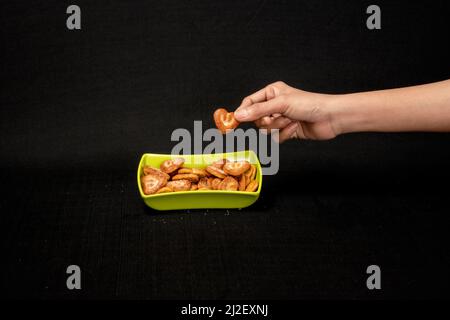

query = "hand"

[{"left": 234, "top": 81, "right": 338, "bottom": 142}]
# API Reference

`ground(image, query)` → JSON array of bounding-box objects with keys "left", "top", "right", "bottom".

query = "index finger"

[{"left": 236, "top": 87, "right": 269, "bottom": 111}]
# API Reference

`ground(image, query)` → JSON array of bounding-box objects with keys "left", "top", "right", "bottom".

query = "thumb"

[{"left": 234, "top": 96, "right": 288, "bottom": 122}]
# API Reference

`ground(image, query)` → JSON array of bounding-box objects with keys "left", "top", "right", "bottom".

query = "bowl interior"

[{"left": 137, "top": 150, "right": 262, "bottom": 198}]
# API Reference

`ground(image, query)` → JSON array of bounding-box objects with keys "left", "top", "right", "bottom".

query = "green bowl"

[{"left": 137, "top": 150, "right": 262, "bottom": 211}]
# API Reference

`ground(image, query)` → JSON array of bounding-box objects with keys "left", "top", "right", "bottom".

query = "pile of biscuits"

[{"left": 141, "top": 158, "right": 258, "bottom": 195}]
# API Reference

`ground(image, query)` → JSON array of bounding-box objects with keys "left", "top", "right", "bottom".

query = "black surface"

[{"left": 1, "top": 0, "right": 450, "bottom": 299}]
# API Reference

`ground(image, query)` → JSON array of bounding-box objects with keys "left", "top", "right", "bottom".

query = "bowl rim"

[{"left": 137, "top": 150, "right": 263, "bottom": 198}]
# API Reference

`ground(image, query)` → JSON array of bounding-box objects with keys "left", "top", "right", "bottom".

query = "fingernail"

[{"left": 235, "top": 108, "right": 248, "bottom": 120}]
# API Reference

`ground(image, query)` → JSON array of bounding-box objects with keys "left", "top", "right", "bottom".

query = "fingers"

[
  {"left": 276, "top": 122, "right": 300, "bottom": 143},
  {"left": 235, "top": 96, "right": 288, "bottom": 122},
  {"left": 269, "top": 117, "right": 292, "bottom": 130},
  {"left": 236, "top": 81, "right": 287, "bottom": 112},
  {"left": 236, "top": 87, "right": 269, "bottom": 110},
  {"left": 255, "top": 113, "right": 283, "bottom": 127},
  {"left": 256, "top": 115, "right": 292, "bottom": 130}
]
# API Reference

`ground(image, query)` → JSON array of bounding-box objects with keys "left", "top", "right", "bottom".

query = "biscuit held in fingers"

[
  {"left": 206, "top": 165, "right": 227, "bottom": 179},
  {"left": 218, "top": 176, "right": 238, "bottom": 191},
  {"left": 167, "top": 179, "right": 191, "bottom": 192},
  {"left": 245, "top": 180, "right": 258, "bottom": 192},
  {"left": 160, "top": 157, "right": 185, "bottom": 174},
  {"left": 141, "top": 174, "right": 167, "bottom": 195},
  {"left": 172, "top": 173, "right": 199, "bottom": 183},
  {"left": 223, "top": 161, "right": 251, "bottom": 176},
  {"left": 213, "top": 108, "right": 239, "bottom": 133}
]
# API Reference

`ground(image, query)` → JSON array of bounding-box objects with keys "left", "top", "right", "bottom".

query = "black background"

[{"left": 1, "top": 0, "right": 450, "bottom": 299}]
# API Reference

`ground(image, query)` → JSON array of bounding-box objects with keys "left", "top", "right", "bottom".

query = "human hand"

[{"left": 234, "top": 81, "right": 338, "bottom": 142}]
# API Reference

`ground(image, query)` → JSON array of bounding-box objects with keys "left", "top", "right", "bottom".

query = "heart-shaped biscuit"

[
  {"left": 218, "top": 176, "right": 238, "bottom": 191},
  {"left": 211, "top": 158, "right": 229, "bottom": 169},
  {"left": 213, "top": 108, "right": 239, "bottom": 134},
  {"left": 160, "top": 157, "right": 185, "bottom": 174},
  {"left": 141, "top": 174, "right": 167, "bottom": 195},
  {"left": 167, "top": 179, "right": 191, "bottom": 191},
  {"left": 143, "top": 166, "right": 170, "bottom": 180},
  {"left": 223, "top": 161, "right": 251, "bottom": 176},
  {"left": 206, "top": 165, "right": 227, "bottom": 179}
]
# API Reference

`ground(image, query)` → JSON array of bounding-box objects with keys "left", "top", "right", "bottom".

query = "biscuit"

[
  {"left": 206, "top": 165, "right": 227, "bottom": 179},
  {"left": 218, "top": 176, "right": 238, "bottom": 191},
  {"left": 167, "top": 179, "right": 191, "bottom": 191},
  {"left": 223, "top": 161, "right": 251, "bottom": 176},
  {"left": 244, "top": 164, "right": 256, "bottom": 183},
  {"left": 245, "top": 180, "right": 258, "bottom": 192},
  {"left": 177, "top": 168, "right": 192, "bottom": 174},
  {"left": 198, "top": 177, "right": 211, "bottom": 190},
  {"left": 143, "top": 166, "right": 170, "bottom": 180},
  {"left": 238, "top": 175, "right": 247, "bottom": 191},
  {"left": 172, "top": 173, "right": 199, "bottom": 183},
  {"left": 213, "top": 108, "right": 239, "bottom": 134},
  {"left": 192, "top": 168, "right": 208, "bottom": 177},
  {"left": 211, "top": 158, "right": 229, "bottom": 169},
  {"left": 156, "top": 186, "right": 173, "bottom": 194},
  {"left": 211, "top": 178, "right": 222, "bottom": 190},
  {"left": 160, "top": 157, "right": 185, "bottom": 174},
  {"left": 141, "top": 174, "right": 167, "bottom": 195}
]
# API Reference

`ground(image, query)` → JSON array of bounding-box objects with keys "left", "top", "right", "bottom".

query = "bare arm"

[
  {"left": 331, "top": 80, "right": 450, "bottom": 134},
  {"left": 234, "top": 80, "right": 450, "bottom": 142}
]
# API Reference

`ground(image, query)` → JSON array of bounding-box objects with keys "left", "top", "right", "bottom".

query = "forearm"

[{"left": 329, "top": 80, "right": 450, "bottom": 135}]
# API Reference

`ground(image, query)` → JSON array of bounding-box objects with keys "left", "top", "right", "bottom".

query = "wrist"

[{"left": 325, "top": 93, "right": 370, "bottom": 136}]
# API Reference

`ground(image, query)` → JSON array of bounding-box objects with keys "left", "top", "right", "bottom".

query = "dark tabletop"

[{"left": 1, "top": 0, "right": 450, "bottom": 299}]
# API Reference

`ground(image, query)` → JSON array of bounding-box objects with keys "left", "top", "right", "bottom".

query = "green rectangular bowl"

[{"left": 137, "top": 150, "right": 262, "bottom": 211}]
